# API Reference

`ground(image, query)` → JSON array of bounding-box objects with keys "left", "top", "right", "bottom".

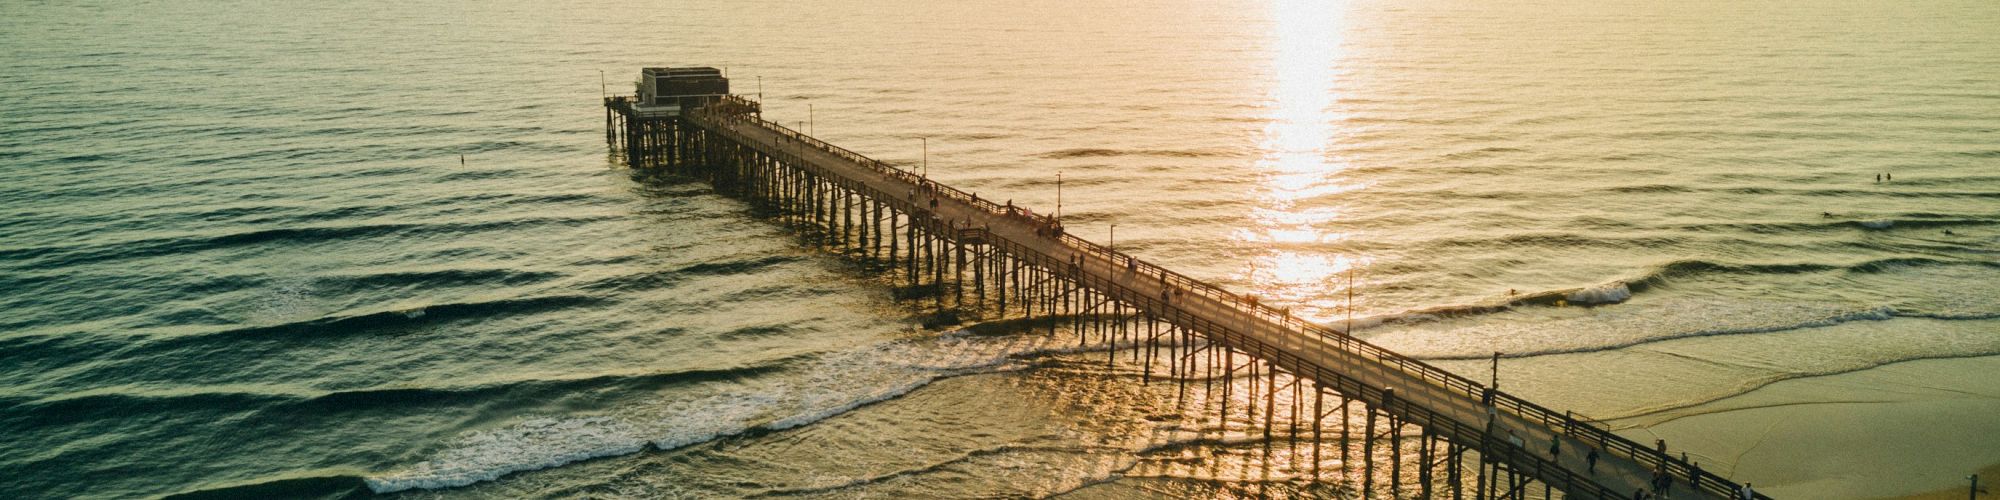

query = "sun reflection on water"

[{"left": 1239, "top": 0, "right": 1368, "bottom": 323}]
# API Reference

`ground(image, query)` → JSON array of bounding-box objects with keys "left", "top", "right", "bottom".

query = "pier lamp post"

[
  {"left": 1056, "top": 171, "right": 1063, "bottom": 222},
  {"left": 598, "top": 69, "right": 606, "bottom": 99},
  {"left": 808, "top": 103, "right": 814, "bottom": 136},
  {"left": 1492, "top": 351, "right": 1502, "bottom": 390},
  {"left": 756, "top": 76, "right": 764, "bottom": 116},
  {"left": 921, "top": 137, "right": 928, "bottom": 179},
  {"left": 1110, "top": 223, "right": 1116, "bottom": 253},
  {"left": 1345, "top": 267, "right": 1355, "bottom": 334}
]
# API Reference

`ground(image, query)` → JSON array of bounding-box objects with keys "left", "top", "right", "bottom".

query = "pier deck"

[{"left": 609, "top": 93, "right": 1761, "bottom": 499}]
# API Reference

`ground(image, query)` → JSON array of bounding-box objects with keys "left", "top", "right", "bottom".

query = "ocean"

[{"left": 3, "top": 0, "right": 1997, "bottom": 498}]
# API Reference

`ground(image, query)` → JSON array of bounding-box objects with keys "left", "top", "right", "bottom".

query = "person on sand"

[{"left": 1876, "top": 173, "right": 1881, "bottom": 183}]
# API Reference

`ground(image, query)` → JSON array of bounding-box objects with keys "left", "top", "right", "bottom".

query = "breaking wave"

[{"left": 362, "top": 329, "right": 1139, "bottom": 493}]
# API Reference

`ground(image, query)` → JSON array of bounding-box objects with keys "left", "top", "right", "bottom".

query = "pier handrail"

[{"left": 684, "top": 96, "right": 1760, "bottom": 499}]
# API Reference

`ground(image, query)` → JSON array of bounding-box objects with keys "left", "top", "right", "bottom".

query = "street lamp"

[
  {"left": 598, "top": 69, "right": 606, "bottom": 99},
  {"left": 808, "top": 103, "right": 813, "bottom": 136},
  {"left": 1345, "top": 267, "right": 1355, "bottom": 334},
  {"left": 1110, "top": 223, "right": 1117, "bottom": 253},
  {"left": 1055, "top": 171, "right": 1063, "bottom": 222},
  {"left": 921, "top": 137, "right": 928, "bottom": 179},
  {"left": 1492, "top": 351, "right": 1502, "bottom": 390}
]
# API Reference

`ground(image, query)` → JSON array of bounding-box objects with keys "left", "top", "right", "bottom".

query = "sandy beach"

[{"left": 1621, "top": 355, "right": 2000, "bottom": 498}]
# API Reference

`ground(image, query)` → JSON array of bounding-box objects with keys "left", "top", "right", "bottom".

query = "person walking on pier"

[
  {"left": 1656, "top": 467, "right": 1674, "bottom": 497},
  {"left": 1586, "top": 446, "right": 1599, "bottom": 474},
  {"left": 1739, "top": 482, "right": 1755, "bottom": 499},
  {"left": 1690, "top": 462, "right": 1704, "bottom": 491},
  {"left": 1548, "top": 437, "right": 1561, "bottom": 460}
]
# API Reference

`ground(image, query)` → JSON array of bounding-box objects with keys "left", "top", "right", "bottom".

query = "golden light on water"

[{"left": 1239, "top": 0, "right": 1367, "bottom": 322}]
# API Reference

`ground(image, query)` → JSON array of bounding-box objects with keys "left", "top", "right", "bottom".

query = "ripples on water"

[{"left": 2, "top": 0, "right": 1997, "bottom": 498}]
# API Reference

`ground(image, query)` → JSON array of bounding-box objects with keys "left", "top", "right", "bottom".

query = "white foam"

[
  {"left": 364, "top": 416, "right": 647, "bottom": 493},
  {"left": 367, "top": 329, "right": 1106, "bottom": 493},
  {"left": 1566, "top": 282, "right": 1633, "bottom": 305}
]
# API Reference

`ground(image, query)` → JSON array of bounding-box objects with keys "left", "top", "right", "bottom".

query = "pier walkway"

[{"left": 609, "top": 94, "right": 1762, "bottom": 499}]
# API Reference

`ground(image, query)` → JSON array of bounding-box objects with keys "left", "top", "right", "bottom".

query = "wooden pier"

[{"left": 605, "top": 87, "right": 1765, "bottom": 499}]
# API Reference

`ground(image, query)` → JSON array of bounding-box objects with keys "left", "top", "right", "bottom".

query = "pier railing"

[{"left": 685, "top": 95, "right": 1760, "bottom": 499}]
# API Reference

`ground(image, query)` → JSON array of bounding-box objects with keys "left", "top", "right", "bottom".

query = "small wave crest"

[
  {"left": 1565, "top": 282, "right": 1632, "bottom": 305},
  {"left": 1421, "top": 306, "right": 1903, "bottom": 361},
  {"left": 1037, "top": 147, "right": 1225, "bottom": 160}
]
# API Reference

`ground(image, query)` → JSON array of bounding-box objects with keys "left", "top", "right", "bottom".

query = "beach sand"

[
  {"left": 1614, "top": 355, "right": 2000, "bottom": 499},
  {"left": 1896, "top": 462, "right": 1998, "bottom": 500}
]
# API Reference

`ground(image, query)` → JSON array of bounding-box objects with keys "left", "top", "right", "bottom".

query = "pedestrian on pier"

[
  {"left": 1586, "top": 447, "right": 1599, "bottom": 473},
  {"left": 1740, "top": 482, "right": 1755, "bottom": 499},
  {"left": 1548, "top": 437, "right": 1561, "bottom": 460},
  {"left": 1690, "top": 462, "right": 1703, "bottom": 491}
]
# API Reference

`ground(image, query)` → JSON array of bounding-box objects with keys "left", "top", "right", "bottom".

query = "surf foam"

[{"left": 364, "top": 329, "right": 1115, "bottom": 493}]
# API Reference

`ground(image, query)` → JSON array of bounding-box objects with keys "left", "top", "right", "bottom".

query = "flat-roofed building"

[{"left": 639, "top": 67, "right": 729, "bottom": 109}]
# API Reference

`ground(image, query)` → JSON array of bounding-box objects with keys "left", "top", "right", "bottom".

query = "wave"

[
  {"left": 748, "top": 443, "right": 1132, "bottom": 498},
  {"left": 7, "top": 216, "right": 617, "bottom": 269},
  {"left": 142, "top": 294, "right": 610, "bottom": 349},
  {"left": 3, "top": 363, "right": 794, "bottom": 426},
  {"left": 161, "top": 473, "right": 372, "bottom": 500},
  {"left": 1374, "top": 256, "right": 1997, "bottom": 326},
  {"left": 1420, "top": 306, "right": 1913, "bottom": 361},
  {"left": 1037, "top": 147, "right": 1227, "bottom": 160},
  {"left": 362, "top": 330, "right": 1147, "bottom": 493}
]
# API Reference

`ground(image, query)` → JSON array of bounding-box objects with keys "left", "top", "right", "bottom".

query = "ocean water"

[{"left": 3, "top": 0, "right": 1997, "bottom": 498}]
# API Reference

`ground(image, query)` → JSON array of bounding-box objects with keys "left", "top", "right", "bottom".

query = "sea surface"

[{"left": 3, "top": 0, "right": 1998, "bottom": 498}]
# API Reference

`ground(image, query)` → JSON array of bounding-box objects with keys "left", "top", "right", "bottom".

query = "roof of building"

[{"left": 642, "top": 67, "right": 724, "bottom": 79}]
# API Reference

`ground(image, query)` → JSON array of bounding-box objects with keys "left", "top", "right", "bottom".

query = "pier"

[{"left": 605, "top": 68, "right": 1765, "bottom": 499}]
